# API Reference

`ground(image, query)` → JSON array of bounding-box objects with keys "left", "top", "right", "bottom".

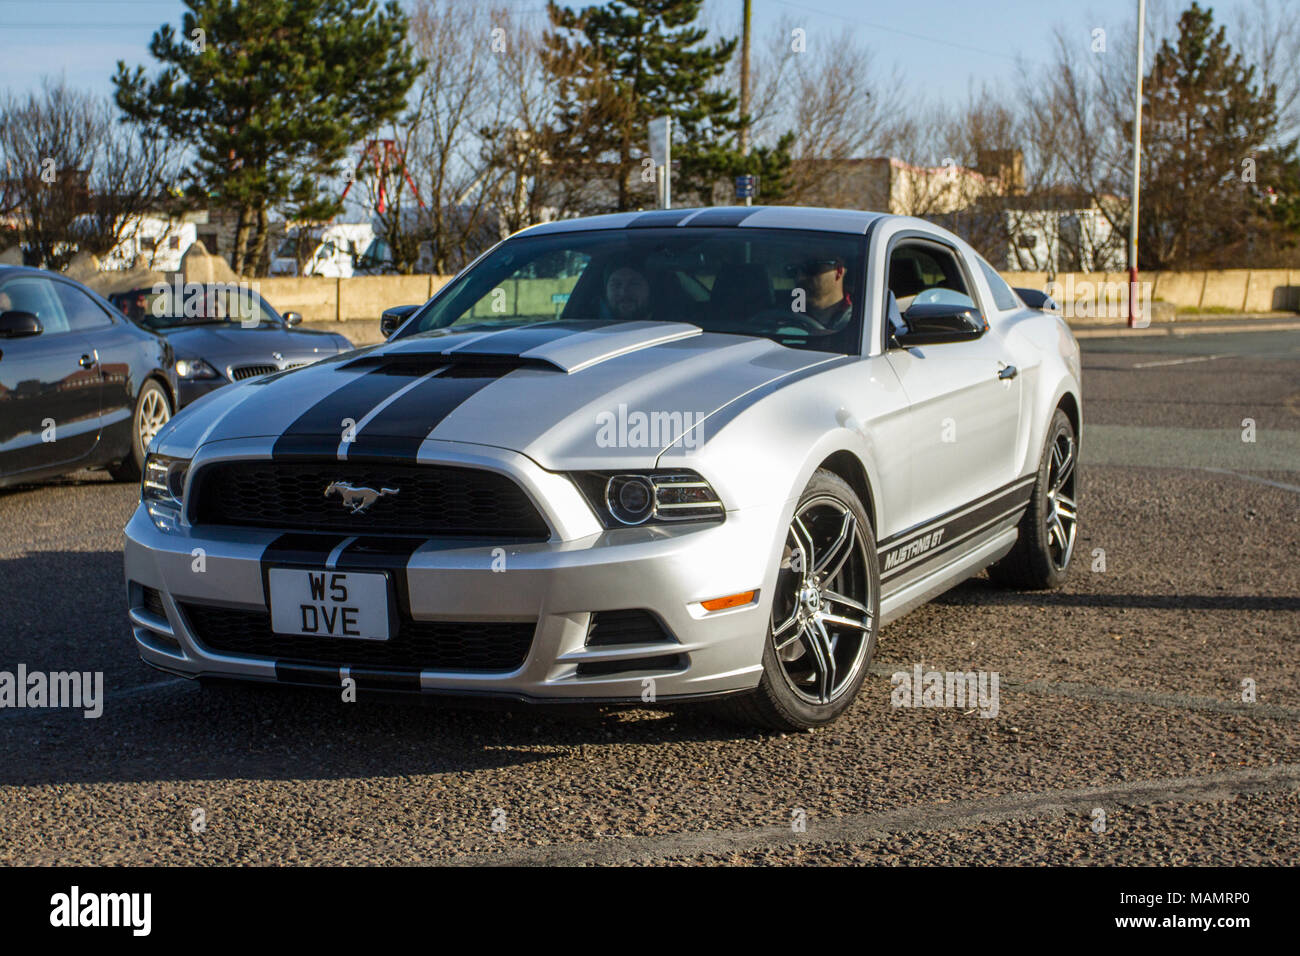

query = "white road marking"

[
  {"left": 1200, "top": 467, "right": 1300, "bottom": 494},
  {"left": 451, "top": 764, "right": 1300, "bottom": 866},
  {"left": 0, "top": 677, "right": 190, "bottom": 721},
  {"left": 1131, "top": 353, "right": 1230, "bottom": 369}
]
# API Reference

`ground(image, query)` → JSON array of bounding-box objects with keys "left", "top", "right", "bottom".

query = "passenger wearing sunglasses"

[{"left": 792, "top": 255, "right": 852, "bottom": 331}]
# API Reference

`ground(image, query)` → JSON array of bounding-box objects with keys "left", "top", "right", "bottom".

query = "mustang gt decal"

[{"left": 882, "top": 528, "right": 946, "bottom": 572}]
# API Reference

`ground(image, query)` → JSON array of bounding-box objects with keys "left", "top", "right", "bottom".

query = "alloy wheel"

[
  {"left": 1045, "top": 431, "right": 1077, "bottom": 571},
  {"left": 770, "top": 495, "right": 874, "bottom": 705},
  {"left": 138, "top": 388, "right": 171, "bottom": 449}
]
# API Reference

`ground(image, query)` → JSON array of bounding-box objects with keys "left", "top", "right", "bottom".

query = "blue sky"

[{"left": 0, "top": 0, "right": 1261, "bottom": 104}]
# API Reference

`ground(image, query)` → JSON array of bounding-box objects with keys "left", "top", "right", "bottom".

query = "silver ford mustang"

[{"left": 124, "top": 206, "right": 1082, "bottom": 731}]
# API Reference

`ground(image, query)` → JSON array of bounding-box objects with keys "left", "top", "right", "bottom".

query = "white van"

[{"left": 270, "top": 223, "right": 382, "bottom": 277}]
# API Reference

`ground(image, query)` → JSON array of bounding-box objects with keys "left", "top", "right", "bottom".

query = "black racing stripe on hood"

[
  {"left": 683, "top": 207, "right": 764, "bottom": 227},
  {"left": 272, "top": 366, "right": 423, "bottom": 459},
  {"left": 626, "top": 209, "right": 696, "bottom": 228},
  {"left": 344, "top": 366, "right": 504, "bottom": 461}
]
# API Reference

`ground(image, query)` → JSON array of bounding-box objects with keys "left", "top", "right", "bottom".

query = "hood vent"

[
  {"left": 354, "top": 321, "right": 702, "bottom": 375},
  {"left": 340, "top": 352, "right": 561, "bottom": 375}
]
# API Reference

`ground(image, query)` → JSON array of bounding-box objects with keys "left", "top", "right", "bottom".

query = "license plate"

[{"left": 268, "top": 569, "right": 390, "bottom": 640}]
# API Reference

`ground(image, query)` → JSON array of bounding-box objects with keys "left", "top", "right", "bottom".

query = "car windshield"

[
  {"left": 116, "top": 285, "right": 284, "bottom": 330},
  {"left": 400, "top": 227, "right": 867, "bottom": 354}
]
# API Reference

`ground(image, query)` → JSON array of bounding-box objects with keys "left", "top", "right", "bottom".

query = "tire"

[
  {"left": 713, "top": 469, "right": 880, "bottom": 731},
  {"left": 109, "top": 378, "right": 172, "bottom": 482},
  {"left": 987, "top": 407, "right": 1078, "bottom": 590}
]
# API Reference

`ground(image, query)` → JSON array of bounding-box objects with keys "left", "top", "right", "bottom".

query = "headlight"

[
  {"left": 572, "top": 470, "right": 724, "bottom": 527},
  {"left": 142, "top": 453, "right": 190, "bottom": 531},
  {"left": 176, "top": 358, "right": 219, "bottom": 379}
]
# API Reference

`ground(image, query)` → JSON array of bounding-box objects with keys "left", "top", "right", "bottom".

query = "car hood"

[
  {"left": 161, "top": 320, "right": 839, "bottom": 470},
  {"left": 153, "top": 324, "right": 346, "bottom": 363}
]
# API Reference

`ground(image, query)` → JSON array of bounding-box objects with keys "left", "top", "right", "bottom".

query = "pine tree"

[
  {"left": 543, "top": 0, "right": 772, "bottom": 211},
  {"left": 1140, "top": 2, "right": 1296, "bottom": 268},
  {"left": 113, "top": 0, "right": 421, "bottom": 274}
]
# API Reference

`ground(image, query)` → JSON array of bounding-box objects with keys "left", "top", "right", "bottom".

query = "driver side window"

[{"left": 887, "top": 243, "right": 975, "bottom": 314}]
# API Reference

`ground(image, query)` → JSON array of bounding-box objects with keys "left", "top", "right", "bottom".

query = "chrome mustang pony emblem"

[{"left": 324, "top": 481, "right": 399, "bottom": 514}]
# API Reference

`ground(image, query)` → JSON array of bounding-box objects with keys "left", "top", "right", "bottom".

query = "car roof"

[
  {"left": 0, "top": 264, "right": 48, "bottom": 278},
  {"left": 517, "top": 206, "right": 891, "bottom": 238},
  {"left": 0, "top": 263, "right": 99, "bottom": 286},
  {"left": 109, "top": 283, "right": 254, "bottom": 295}
]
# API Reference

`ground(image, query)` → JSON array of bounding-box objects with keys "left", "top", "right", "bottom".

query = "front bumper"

[
  {"left": 177, "top": 378, "right": 227, "bottom": 408},
  {"left": 124, "top": 446, "right": 783, "bottom": 702}
]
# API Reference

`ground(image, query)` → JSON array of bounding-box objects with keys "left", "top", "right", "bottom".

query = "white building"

[
  {"left": 270, "top": 222, "right": 382, "bottom": 277},
  {"left": 98, "top": 216, "right": 197, "bottom": 272}
]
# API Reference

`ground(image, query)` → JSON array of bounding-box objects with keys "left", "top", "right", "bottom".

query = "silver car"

[{"left": 124, "top": 207, "right": 1082, "bottom": 730}]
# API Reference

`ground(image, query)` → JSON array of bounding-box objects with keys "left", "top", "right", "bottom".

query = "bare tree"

[
  {"left": 1234, "top": 0, "right": 1300, "bottom": 141},
  {"left": 748, "top": 20, "right": 911, "bottom": 206},
  {"left": 0, "top": 79, "right": 178, "bottom": 271},
  {"left": 355, "top": 0, "right": 511, "bottom": 275},
  {"left": 481, "top": 7, "right": 597, "bottom": 234},
  {"left": 1014, "top": 26, "right": 1139, "bottom": 272}
]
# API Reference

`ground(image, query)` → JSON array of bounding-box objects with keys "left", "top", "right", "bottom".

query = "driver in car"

[
  {"left": 793, "top": 254, "right": 852, "bottom": 330},
  {"left": 603, "top": 262, "right": 653, "bottom": 322}
]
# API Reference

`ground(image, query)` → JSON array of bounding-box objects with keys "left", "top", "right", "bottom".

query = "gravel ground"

[
  {"left": 0, "top": 329, "right": 1296, "bottom": 865},
  {"left": 650, "top": 790, "right": 1300, "bottom": 866}
]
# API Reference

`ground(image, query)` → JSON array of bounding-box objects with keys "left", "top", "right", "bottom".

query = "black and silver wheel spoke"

[
  {"left": 813, "top": 511, "right": 856, "bottom": 582},
  {"left": 822, "top": 588, "right": 870, "bottom": 616},
  {"left": 1045, "top": 433, "right": 1078, "bottom": 571},
  {"left": 806, "top": 617, "right": 836, "bottom": 703},
  {"left": 818, "top": 611, "right": 871, "bottom": 632}
]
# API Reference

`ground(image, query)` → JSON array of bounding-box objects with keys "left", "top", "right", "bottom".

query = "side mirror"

[
  {"left": 380, "top": 304, "right": 419, "bottom": 339},
  {"left": 283, "top": 311, "right": 303, "bottom": 327},
  {"left": 0, "top": 310, "right": 42, "bottom": 338},
  {"left": 893, "top": 303, "right": 987, "bottom": 347},
  {"left": 1014, "top": 287, "right": 1059, "bottom": 312}
]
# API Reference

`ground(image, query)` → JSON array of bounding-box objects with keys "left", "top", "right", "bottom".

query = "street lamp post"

[{"left": 1128, "top": 0, "right": 1146, "bottom": 328}]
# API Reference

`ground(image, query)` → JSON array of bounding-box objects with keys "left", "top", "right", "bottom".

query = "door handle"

[
  {"left": 80, "top": 353, "right": 97, "bottom": 369},
  {"left": 997, "top": 364, "right": 1018, "bottom": 380}
]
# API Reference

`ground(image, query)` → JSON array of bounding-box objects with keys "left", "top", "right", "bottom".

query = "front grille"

[
  {"left": 182, "top": 603, "right": 535, "bottom": 672},
  {"left": 190, "top": 461, "right": 550, "bottom": 538},
  {"left": 230, "top": 364, "right": 278, "bottom": 380},
  {"left": 586, "top": 609, "right": 676, "bottom": 646}
]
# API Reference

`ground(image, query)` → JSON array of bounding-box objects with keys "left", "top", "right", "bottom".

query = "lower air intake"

[{"left": 182, "top": 603, "right": 535, "bottom": 672}]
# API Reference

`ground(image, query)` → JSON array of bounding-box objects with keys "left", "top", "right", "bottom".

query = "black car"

[
  {"left": 108, "top": 284, "right": 353, "bottom": 407},
  {"left": 0, "top": 265, "right": 178, "bottom": 487}
]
